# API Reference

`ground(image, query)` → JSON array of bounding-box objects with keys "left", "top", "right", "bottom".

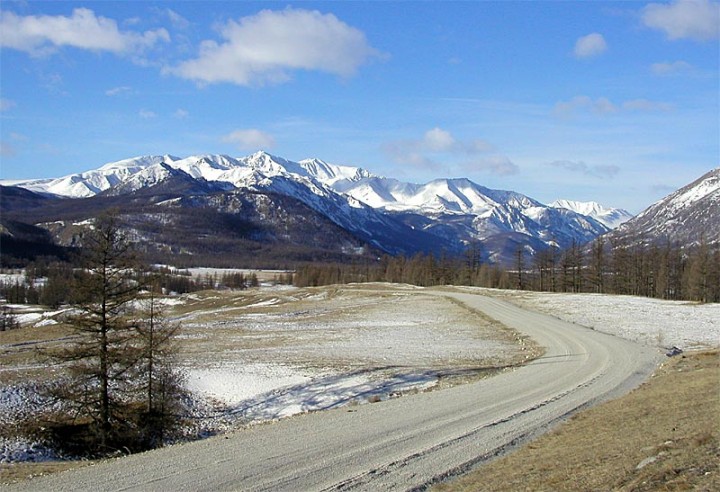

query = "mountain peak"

[{"left": 550, "top": 199, "right": 632, "bottom": 229}]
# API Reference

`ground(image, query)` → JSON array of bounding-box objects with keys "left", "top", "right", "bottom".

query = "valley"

[{"left": 3, "top": 283, "right": 718, "bottom": 489}]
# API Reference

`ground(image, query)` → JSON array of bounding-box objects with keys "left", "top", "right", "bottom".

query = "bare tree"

[
  {"left": 587, "top": 236, "right": 607, "bottom": 293},
  {"left": 515, "top": 245, "right": 526, "bottom": 290},
  {"left": 135, "top": 282, "right": 184, "bottom": 447}
]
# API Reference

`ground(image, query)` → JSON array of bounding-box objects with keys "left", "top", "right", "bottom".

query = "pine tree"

[
  {"left": 47, "top": 213, "right": 144, "bottom": 451},
  {"left": 42, "top": 212, "right": 185, "bottom": 454}
]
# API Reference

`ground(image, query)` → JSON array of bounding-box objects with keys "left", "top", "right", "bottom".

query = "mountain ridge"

[
  {"left": 1, "top": 152, "right": 634, "bottom": 264},
  {"left": 603, "top": 167, "right": 720, "bottom": 247},
  {"left": 549, "top": 199, "right": 633, "bottom": 229}
]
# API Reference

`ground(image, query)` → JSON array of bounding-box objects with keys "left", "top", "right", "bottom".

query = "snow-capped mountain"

[
  {"left": 328, "top": 175, "right": 608, "bottom": 261},
  {"left": 1, "top": 152, "right": 616, "bottom": 263},
  {"left": 605, "top": 168, "right": 720, "bottom": 247},
  {"left": 550, "top": 199, "right": 633, "bottom": 229}
]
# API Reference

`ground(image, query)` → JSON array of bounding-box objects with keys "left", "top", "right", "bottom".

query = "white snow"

[
  {"left": 550, "top": 199, "right": 633, "bottom": 229},
  {"left": 184, "top": 363, "right": 311, "bottom": 405},
  {"left": 664, "top": 169, "right": 719, "bottom": 212},
  {"left": 493, "top": 289, "right": 720, "bottom": 350}
]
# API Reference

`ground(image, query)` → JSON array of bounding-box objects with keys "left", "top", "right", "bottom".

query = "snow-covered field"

[
  {"left": 172, "top": 284, "right": 524, "bottom": 435},
  {"left": 480, "top": 288, "right": 720, "bottom": 350},
  {"left": 2, "top": 283, "right": 718, "bottom": 465}
]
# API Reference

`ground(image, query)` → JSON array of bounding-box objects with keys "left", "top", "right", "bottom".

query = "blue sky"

[{"left": 1, "top": 1, "right": 718, "bottom": 213}]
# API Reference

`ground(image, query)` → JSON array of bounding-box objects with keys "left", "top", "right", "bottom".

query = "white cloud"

[
  {"left": 548, "top": 160, "right": 620, "bottom": 179},
  {"left": 0, "top": 8, "right": 170, "bottom": 56},
  {"left": 169, "top": 8, "right": 381, "bottom": 86},
  {"left": 642, "top": 0, "right": 720, "bottom": 41},
  {"left": 423, "top": 127, "right": 456, "bottom": 152},
  {"left": 139, "top": 109, "right": 157, "bottom": 119},
  {"left": 651, "top": 60, "right": 693, "bottom": 75},
  {"left": 105, "top": 86, "right": 132, "bottom": 96},
  {"left": 221, "top": 129, "right": 275, "bottom": 150},
  {"left": 173, "top": 108, "right": 189, "bottom": 119},
  {"left": 574, "top": 33, "right": 607, "bottom": 58},
  {"left": 0, "top": 98, "right": 16, "bottom": 112}
]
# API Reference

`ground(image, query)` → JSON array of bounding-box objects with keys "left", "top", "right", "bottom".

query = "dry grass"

[
  {"left": 0, "top": 460, "right": 94, "bottom": 484},
  {"left": 0, "top": 323, "right": 75, "bottom": 385},
  {"left": 436, "top": 350, "right": 720, "bottom": 492}
]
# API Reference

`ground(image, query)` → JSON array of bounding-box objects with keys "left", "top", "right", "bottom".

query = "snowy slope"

[
  {"left": 550, "top": 199, "right": 633, "bottom": 229},
  {"left": 5, "top": 155, "right": 172, "bottom": 197},
  {"left": 607, "top": 168, "right": 720, "bottom": 246},
  {"left": 332, "top": 176, "right": 608, "bottom": 252}
]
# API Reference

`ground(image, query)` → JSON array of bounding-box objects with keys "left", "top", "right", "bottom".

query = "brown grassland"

[{"left": 436, "top": 350, "right": 719, "bottom": 492}]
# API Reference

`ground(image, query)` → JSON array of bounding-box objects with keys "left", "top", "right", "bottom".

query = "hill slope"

[{"left": 604, "top": 168, "right": 720, "bottom": 247}]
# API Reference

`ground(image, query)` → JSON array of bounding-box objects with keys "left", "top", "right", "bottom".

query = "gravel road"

[{"left": 5, "top": 291, "right": 662, "bottom": 491}]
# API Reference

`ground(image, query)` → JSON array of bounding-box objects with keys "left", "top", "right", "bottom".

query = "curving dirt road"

[{"left": 6, "top": 291, "right": 662, "bottom": 491}]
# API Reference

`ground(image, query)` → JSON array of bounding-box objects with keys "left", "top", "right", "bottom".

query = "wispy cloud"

[
  {"left": 642, "top": 0, "right": 720, "bottom": 41},
  {"left": 461, "top": 155, "right": 519, "bottom": 176},
  {"left": 221, "top": 129, "right": 276, "bottom": 150},
  {"left": 548, "top": 160, "right": 620, "bottom": 179},
  {"left": 622, "top": 99, "right": 673, "bottom": 111},
  {"left": 651, "top": 60, "right": 693, "bottom": 75},
  {"left": 0, "top": 8, "right": 170, "bottom": 56},
  {"left": 139, "top": 109, "right": 157, "bottom": 119},
  {"left": 105, "top": 86, "right": 132, "bottom": 97},
  {"left": 554, "top": 96, "right": 672, "bottom": 116},
  {"left": 383, "top": 127, "right": 515, "bottom": 175},
  {"left": 164, "top": 8, "right": 190, "bottom": 30},
  {"left": 173, "top": 108, "right": 189, "bottom": 119},
  {"left": 554, "top": 96, "right": 618, "bottom": 116},
  {"left": 574, "top": 33, "right": 607, "bottom": 58},
  {"left": 169, "top": 8, "right": 382, "bottom": 86}
]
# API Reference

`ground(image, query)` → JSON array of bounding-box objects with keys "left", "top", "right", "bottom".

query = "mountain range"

[{"left": 7, "top": 153, "right": 715, "bottom": 267}]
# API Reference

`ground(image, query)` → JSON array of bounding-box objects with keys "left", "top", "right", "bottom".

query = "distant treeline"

[
  {"left": 293, "top": 238, "right": 720, "bottom": 303},
  {"left": 0, "top": 259, "right": 292, "bottom": 308},
  {"left": 2, "top": 236, "right": 718, "bottom": 305}
]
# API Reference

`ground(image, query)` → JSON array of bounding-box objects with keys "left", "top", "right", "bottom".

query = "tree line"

[
  {"left": 293, "top": 238, "right": 720, "bottom": 303},
  {"left": 0, "top": 262, "right": 284, "bottom": 310}
]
